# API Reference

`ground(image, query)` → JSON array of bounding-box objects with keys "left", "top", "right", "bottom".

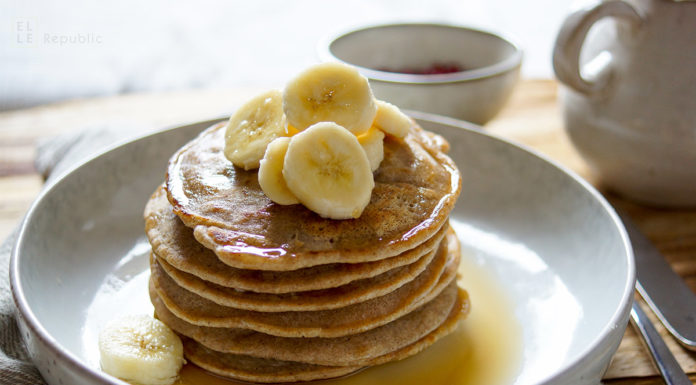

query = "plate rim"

[{"left": 10, "top": 111, "right": 635, "bottom": 385}]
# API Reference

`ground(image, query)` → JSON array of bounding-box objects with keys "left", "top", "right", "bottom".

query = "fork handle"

[{"left": 630, "top": 300, "right": 691, "bottom": 385}]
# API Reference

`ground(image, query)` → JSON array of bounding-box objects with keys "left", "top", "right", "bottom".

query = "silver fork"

[{"left": 630, "top": 301, "right": 691, "bottom": 385}]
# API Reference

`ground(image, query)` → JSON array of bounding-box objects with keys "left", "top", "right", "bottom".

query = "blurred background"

[{"left": 1, "top": 0, "right": 579, "bottom": 112}]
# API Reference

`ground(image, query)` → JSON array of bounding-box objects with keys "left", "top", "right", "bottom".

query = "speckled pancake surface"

[
  {"left": 145, "top": 186, "right": 446, "bottom": 293},
  {"left": 153, "top": 282, "right": 464, "bottom": 366},
  {"left": 165, "top": 122, "right": 461, "bottom": 270},
  {"left": 152, "top": 238, "right": 437, "bottom": 311},
  {"left": 180, "top": 337, "right": 362, "bottom": 383},
  {"left": 150, "top": 233, "right": 459, "bottom": 338},
  {"left": 180, "top": 286, "right": 466, "bottom": 383}
]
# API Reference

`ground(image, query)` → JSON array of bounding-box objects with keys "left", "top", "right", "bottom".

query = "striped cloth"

[{"left": 0, "top": 227, "right": 44, "bottom": 384}]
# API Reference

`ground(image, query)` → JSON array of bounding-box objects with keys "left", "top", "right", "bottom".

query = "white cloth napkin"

[{"left": 0, "top": 123, "right": 150, "bottom": 385}]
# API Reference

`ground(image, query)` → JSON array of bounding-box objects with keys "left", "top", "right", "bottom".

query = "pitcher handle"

[{"left": 553, "top": 1, "right": 642, "bottom": 95}]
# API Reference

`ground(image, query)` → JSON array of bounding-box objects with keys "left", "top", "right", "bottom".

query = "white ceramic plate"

[{"left": 11, "top": 112, "right": 634, "bottom": 385}]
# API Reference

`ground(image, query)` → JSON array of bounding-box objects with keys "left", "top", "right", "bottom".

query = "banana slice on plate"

[
  {"left": 358, "top": 127, "right": 385, "bottom": 172},
  {"left": 99, "top": 314, "right": 185, "bottom": 385},
  {"left": 283, "top": 62, "right": 377, "bottom": 135},
  {"left": 224, "top": 89, "right": 288, "bottom": 170},
  {"left": 283, "top": 122, "right": 374, "bottom": 219},
  {"left": 374, "top": 100, "right": 413, "bottom": 138},
  {"left": 258, "top": 137, "right": 299, "bottom": 205}
]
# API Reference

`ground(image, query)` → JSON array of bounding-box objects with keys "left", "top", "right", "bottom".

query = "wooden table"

[{"left": 1, "top": 80, "right": 694, "bottom": 384}]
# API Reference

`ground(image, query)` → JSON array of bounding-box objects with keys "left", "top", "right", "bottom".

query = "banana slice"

[
  {"left": 224, "top": 89, "right": 288, "bottom": 170},
  {"left": 258, "top": 137, "right": 299, "bottom": 205},
  {"left": 358, "top": 127, "right": 385, "bottom": 172},
  {"left": 374, "top": 100, "right": 414, "bottom": 138},
  {"left": 283, "top": 122, "right": 374, "bottom": 219},
  {"left": 99, "top": 314, "right": 185, "bottom": 385},
  {"left": 283, "top": 62, "right": 377, "bottom": 135}
]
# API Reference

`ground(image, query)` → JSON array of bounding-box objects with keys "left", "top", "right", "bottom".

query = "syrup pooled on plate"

[
  {"left": 174, "top": 248, "right": 522, "bottom": 385},
  {"left": 83, "top": 240, "right": 521, "bottom": 385}
]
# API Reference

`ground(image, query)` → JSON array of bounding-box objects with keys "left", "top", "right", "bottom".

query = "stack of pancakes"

[{"left": 144, "top": 122, "right": 468, "bottom": 383}]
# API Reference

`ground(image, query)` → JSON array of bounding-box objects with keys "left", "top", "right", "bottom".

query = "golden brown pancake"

[
  {"left": 152, "top": 237, "right": 438, "bottom": 311},
  {"left": 363, "top": 287, "right": 469, "bottom": 367},
  {"left": 180, "top": 337, "right": 362, "bottom": 383},
  {"left": 165, "top": 122, "right": 461, "bottom": 271},
  {"left": 150, "top": 233, "right": 459, "bottom": 338},
  {"left": 146, "top": 115, "right": 465, "bottom": 381},
  {"left": 153, "top": 282, "right": 462, "bottom": 366},
  {"left": 145, "top": 186, "right": 447, "bottom": 293},
  {"left": 174, "top": 287, "right": 468, "bottom": 382},
  {"left": 182, "top": 288, "right": 466, "bottom": 384}
]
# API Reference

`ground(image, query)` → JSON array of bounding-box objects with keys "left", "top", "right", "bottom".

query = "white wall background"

[{"left": 1, "top": 0, "right": 578, "bottom": 111}]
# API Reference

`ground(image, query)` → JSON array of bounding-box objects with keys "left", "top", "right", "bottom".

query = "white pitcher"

[{"left": 553, "top": 0, "right": 696, "bottom": 207}]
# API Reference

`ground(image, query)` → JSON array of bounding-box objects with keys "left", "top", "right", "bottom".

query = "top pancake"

[
  {"left": 165, "top": 122, "right": 461, "bottom": 271},
  {"left": 145, "top": 186, "right": 446, "bottom": 293}
]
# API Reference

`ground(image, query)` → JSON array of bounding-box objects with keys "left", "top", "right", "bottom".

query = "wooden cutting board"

[{"left": 0, "top": 79, "right": 694, "bottom": 383}]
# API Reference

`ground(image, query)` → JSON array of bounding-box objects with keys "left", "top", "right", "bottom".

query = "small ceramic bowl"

[{"left": 319, "top": 23, "right": 523, "bottom": 125}]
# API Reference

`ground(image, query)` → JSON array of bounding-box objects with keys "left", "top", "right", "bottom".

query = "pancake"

[
  {"left": 153, "top": 282, "right": 462, "bottom": 366},
  {"left": 179, "top": 288, "right": 467, "bottom": 383},
  {"left": 150, "top": 233, "right": 459, "bottom": 338},
  {"left": 180, "top": 337, "right": 362, "bottom": 383},
  {"left": 165, "top": 122, "right": 461, "bottom": 271},
  {"left": 363, "top": 287, "right": 469, "bottom": 367},
  {"left": 181, "top": 286, "right": 466, "bottom": 383},
  {"left": 145, "top": 186, "right": 447, "bottom": 293},
  {"left": 152, "top": 235, "right": 438, "bottom": 311}
]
